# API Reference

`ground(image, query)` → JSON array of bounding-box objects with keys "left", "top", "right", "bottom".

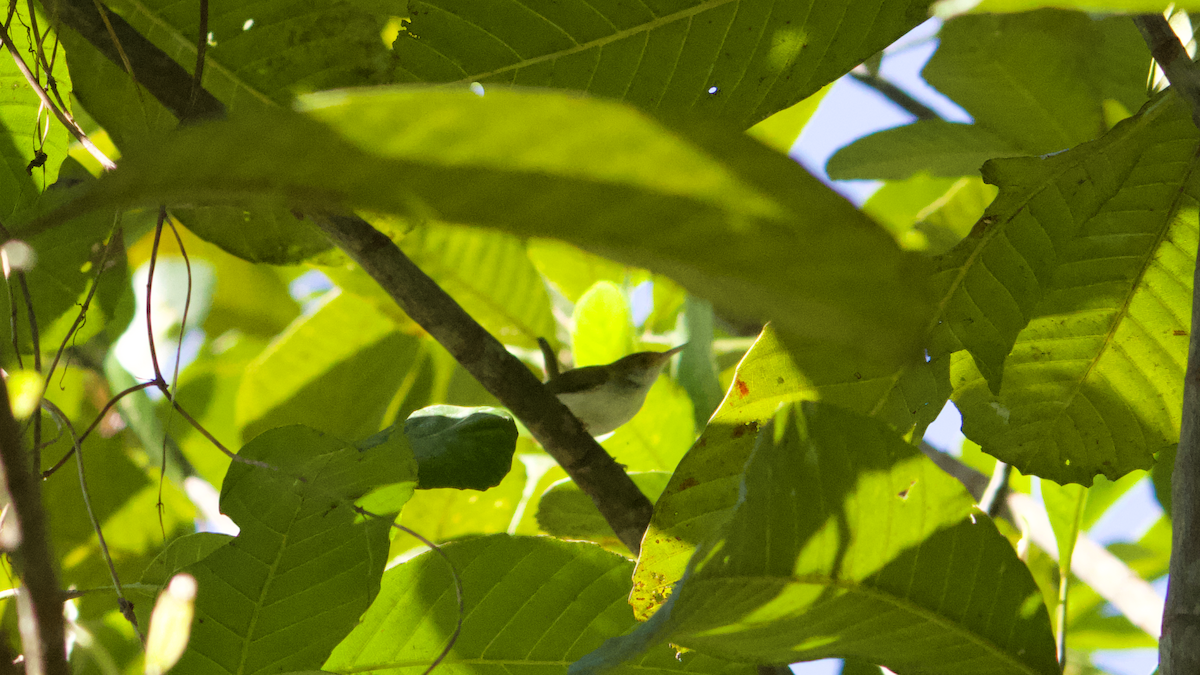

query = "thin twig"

[
  {"left": 977, "top": 460, "right": 1009, "bottom": 518},
  {"left": 39, "top": 399, "right": 142, "bottom": 642},
  {"left": 0, "top": 12, "right": 114, "bottom": 170},
  {"left": 1133, "top": 14, "right": 1200, "bottom": 674},
  {"left": 144, "top": 207, "right": 166, "bottom": 385},
  {"left": 387, "top": 522, "right": 462, "bottom": 675},
  {"left": 43, "top": 224, "right": 118, "bottom": 393},
  {"left": 157, "top": 218, "right": 191, "bottom": 530},
  {"left": 0, "top": 374, "right": 69, "bottom": 675},
  {"left": 849, "top": 69, "right": 941, "bottom": 122},
  {"left": 41, "top": 380, "right": 156, "bottom": 479},
  {"left": 166, "top": 398, "right": 271, "bottom": 469},
  {"left": 14, "top": 271, "right": 41, "bottom": 473}
]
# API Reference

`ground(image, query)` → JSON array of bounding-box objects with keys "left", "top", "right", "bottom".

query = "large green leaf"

[
  {"left": 173, "top": 424, "right": 417, "bottom": 675},
  {"left": 829, "top": 121, "right": 1019, "bottom": 180},
  {"left": 944, "top": 91, "right": 1195, "bottom": 483},
  {"left": 829, "top": 11, "right": 1148, "bottom": 181},
  {"left": 324, "top": 534, "right": 754, "bottom": 675},
  {"left": 235, "top": 290, "right": 417, "bottom": 442},
  {"left": 28, "top": 86, "right": 934, "bottom": 374},
  {"left": 577, "top": 402, "right": 1058, "bottom": 675},
  {"left": 394, "top": 0, "right": 932, "bottom": 128},
  {"left": 631, "top": 324, "right": 949, "bottom": 619}
]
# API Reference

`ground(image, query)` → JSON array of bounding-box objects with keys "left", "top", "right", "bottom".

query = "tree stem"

[
  {"left": 1133, "top": 14, "right": 1200, "bottom": 673},
  {"left": 0, "top": 380, "right": 69, "bottom": 675}
]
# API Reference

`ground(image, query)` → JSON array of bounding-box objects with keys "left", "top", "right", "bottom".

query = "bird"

[{"left": 545, "top": 344, "right": 686, "bottom": 436}]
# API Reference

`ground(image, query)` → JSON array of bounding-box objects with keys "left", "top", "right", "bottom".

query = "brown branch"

[
  {"left": 1133, "top": 14, "right": 1200, "bottom": 674},
  {"left": 45, "top": 0, "right": 655, "bottom": 552},
  {"left": 0, "top": 378, "right": 68, "bottom": 675},
  {"left": 313, "top": 213, "right": 653, "bottom": 552},
  {"left": 849, "top": 69, "right": 940, "bottom": 122},
  {"left": 42, "top": 0, "right": 224, "bottom": 121},
  {"left": 1135, "top": 14, "right": 1200, "bottom": 129}
]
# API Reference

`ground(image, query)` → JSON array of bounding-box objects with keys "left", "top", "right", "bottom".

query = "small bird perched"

[{"left": 545, "top": 345, "right": 686, "bottom": 436}]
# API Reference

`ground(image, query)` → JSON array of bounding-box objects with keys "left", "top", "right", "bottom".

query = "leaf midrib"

[{"left": 426, "top": 0, "right": 739, "bottom": 86}]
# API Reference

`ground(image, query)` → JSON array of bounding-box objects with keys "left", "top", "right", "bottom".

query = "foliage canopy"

[{"left": 0, "top": 0, "right": 1189, "bottom": 674}]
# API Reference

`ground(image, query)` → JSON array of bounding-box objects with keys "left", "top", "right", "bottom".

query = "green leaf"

[
  {"left": 631, "top": 325, "right": 949, "bottom": 619},
  {"left": 676, "top": 297, "right": 726, "bottom": 427},
  {"left": 235, "top": 291, "right": 416, "bottom": 442},
  {"left": 400, "top": 222, "right": 557, "bottom": 350},
  {"left": 576, "top": 402, "right": 1058, "bottom": 675},
  {"left": 572, "top": 281, "right": 635, "bottom": 367},
  {"left": 140, "top": 532, "right": 234, "bottom": 589},
  {"left": 36, "top": 86, "right": 935, "bottom": 376},
  {"left": 395, "top": 0, "right": 932, "bottom": 128},
  {"left": 925, "top": 11, "right": 1148, "bottom": 155},
  {"left": 60, "top": 10, "right": 335, "bottom": 263},
  {"left": 403, "top": 405, "right": 518, "bottom": 490},
  {"left": 944, "top": 92, "right": 1195, "bottom": 483},
  {"left": 104, "top": 0, "right": 393, "bottom": 107},
  {"left": 388, "top": 458, "right": 529, "bottom": 558},
  {"left": 862, "top": 174, "right": 996, "bottom": 254},
  {"left": 829, "top": 121, "right": 1019, "bottom": 180},
  {"left": 536, "top": 472, "right": 670, "bottom": 542},
  {"left": 527, "top": 239, "right": 649, "bottom": 304},
  {"left": 171, "top": 203, "right": 332, "bottom": 264},
  {"left": 830, "top": 11, "right": 1149, "bottom": 183},
  {"left": 173, "top": 424, "right": 416, "bottom": 675},
  {"left": 1042, "top": 482, "right": 1087, "bottom": 570},
  {"left": 324, "top": 535, "right": 755, "bottom": 675}
]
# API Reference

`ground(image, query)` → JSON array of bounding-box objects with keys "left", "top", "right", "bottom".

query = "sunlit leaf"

[
  {"left": 945, "top": 92, "right": 1195, "bottom": 483},
  {"left": 31, "top": 87, "right": 935, "bottom": 375},
  {"left": 394, "top": 0, "right": 931, "bottom": 128},
  {"left": 577, "top": 402, "right": 1058, "bottom": 675},
  {"left": 325, "top": 535, "right": 755, "bottom": 675}
]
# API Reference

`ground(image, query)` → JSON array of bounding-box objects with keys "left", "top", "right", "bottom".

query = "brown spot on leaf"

[
  {"left": 736, "top": 379, "right": 750, "bottom": 397},
  {"left": 1175, "top": 330, "right": 1188, "bottom": 336},
  {"left": 678, "top": 477, "right": 699, "bottom": 491},
  {"left": 853, "top": 372, "right": 862, "bottom": 380},
  {"left": 776, "top": 376, "right": 785, "bottom": 384}
]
